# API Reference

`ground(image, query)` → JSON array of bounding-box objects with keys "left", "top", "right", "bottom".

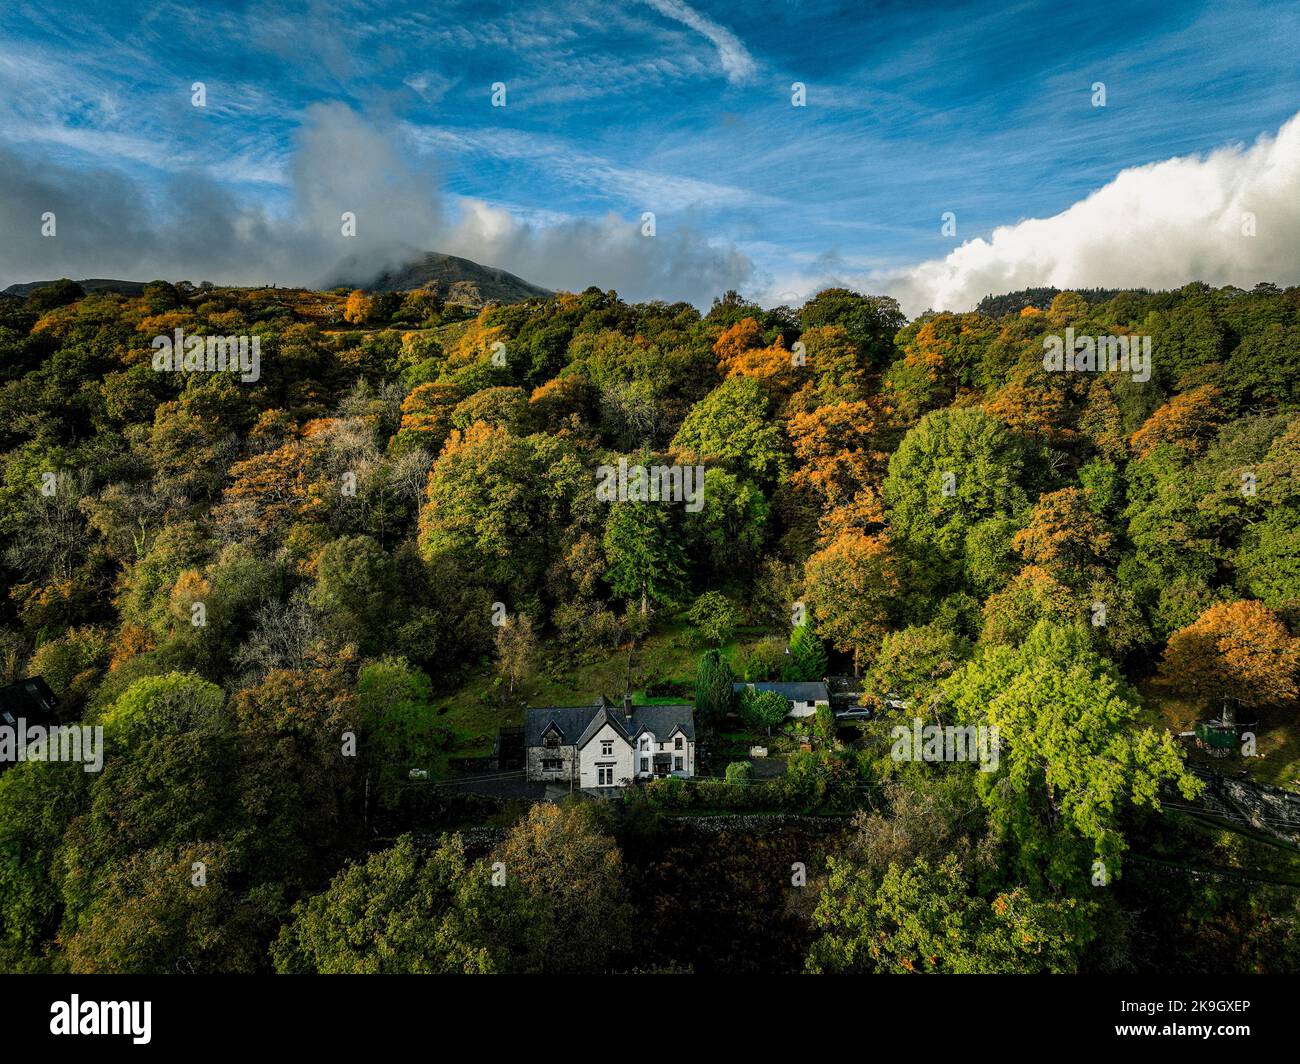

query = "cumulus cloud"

[
  {"left": 11, "top": 97, "right": 1288, "bottom": 317},
  {"left": 0, "top": 102, "right": 753, "bottom": 304},
  {"left": 0, "top": 102, "right": 441, "bottom": 289},
  {"left": 880, "top": 111, "right": 1300, "bottom": 317}
]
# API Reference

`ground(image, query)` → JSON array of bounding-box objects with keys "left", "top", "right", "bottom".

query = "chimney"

[{"left": 623, "top": 692, "right": 632, "bottom": 719}]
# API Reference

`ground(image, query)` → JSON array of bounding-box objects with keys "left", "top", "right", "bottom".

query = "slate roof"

[
  {"left": 625, "top": 703, "right": 695, "bottom": 743},
  {"left": 732, "top": 681, "right": 829, "bottom": 703},
  {"left": 576, "top": 703, "right": 630, "bottom": 748},
  {"left": 0, "top": 676, "right": 58, "bottom": 727},
  {"left": 527, "top": 705, "right": 604, "bottom": 747},
  {"left": 525, "top": 699, "right": 694, "bottom": 748}
]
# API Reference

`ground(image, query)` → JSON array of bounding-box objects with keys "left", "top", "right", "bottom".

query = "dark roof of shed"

[
  {"left": 0, "top": 676, "right": 58, "bottom": 726},
  {"left": 732, "top": 681, "right": 829, "bottom": 702}
]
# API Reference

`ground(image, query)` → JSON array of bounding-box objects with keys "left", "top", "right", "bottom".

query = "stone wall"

[
  {"left": 1181, "top": 769, "right": 1300, "bottom": 845},
  {"left": 526, "top": 743, "right": 576, "bottom": 783}
]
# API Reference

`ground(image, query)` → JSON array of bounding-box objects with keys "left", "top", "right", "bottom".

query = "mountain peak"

[{"left": 328, "top": 251, "right": 551, "bottom": 308}]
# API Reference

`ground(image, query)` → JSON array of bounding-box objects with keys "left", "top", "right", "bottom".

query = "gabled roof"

[
  {"left": 576, "top": 704, "right": 631, "bottom": 748},
  {"left": 626, "top": 703, "right": 694, "bottom": 742},
  {"left": 733, "top": 681, "right": 829, "bottom": 703},
  {"left": 525, "top": 700, "right": 694, "bottom": 748},
  {"left": 526, "top": 704, "right": 605, "bottom": 748}
]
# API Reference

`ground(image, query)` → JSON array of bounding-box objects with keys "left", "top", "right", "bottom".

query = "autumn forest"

[{"left": 1, "top": 276, "right": 1299, "bottom": 974}]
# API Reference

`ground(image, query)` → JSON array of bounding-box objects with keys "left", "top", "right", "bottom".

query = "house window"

[
  {"left": 601, "top": 740, "right": 614, "bottom": 757},
  {"left": 674, "top": 756, "right": 683, "bottom": 771},
  {"left": 598, "top": 766, "right": 614, "bottom": 786},
  {"left": 640, "top": 737, "right": 649, "bottom": 750},
  {"left": 674, "top": 737, "right": 683, "bottom": 750},
  {"left": 543, "top": 733, "right": 560, "bottom": 749},
  {"left": 640, "top": 758, "right": 649, "bottom": 772},
  {"left": 542, "top": 759, "right": 562, "bottom": 772}
]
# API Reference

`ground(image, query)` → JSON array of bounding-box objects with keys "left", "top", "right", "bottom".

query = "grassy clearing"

[
  {"left": 431, "top": 625, "right": 703, "bottom": 764},
  {"left": 428, "top": 622, "right": 781, "bottom": 775},
  {"left": 1137, "top": 675, "right": 1300, "bottom": 789}
]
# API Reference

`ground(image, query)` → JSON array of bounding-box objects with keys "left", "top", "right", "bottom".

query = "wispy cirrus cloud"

[
  {"left": 403, "top": 124, "right": 775, "bottom": 211},
  {"left": 1, "top": 0, "right": 1298, "bottom": 310},
  {"left": 639, "top": 0, "right": 757, "bottom": 84},
  {"left": 0, "top": 101, "right": 756, "bottom": 305}
]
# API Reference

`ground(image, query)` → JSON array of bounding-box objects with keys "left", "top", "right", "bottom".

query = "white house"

[
  {"left": 732, "top": 681, "right": 830, "bottom": 719},
  {"left": 525, "top": 696, "right": 695, "bottom": 788}
]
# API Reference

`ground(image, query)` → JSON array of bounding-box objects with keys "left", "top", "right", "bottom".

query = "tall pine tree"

[
  {"left": 787, "top": 622, "right": 828, "bottom": 681},
  {"left": 695, "top": 649, "right": 737, "bottom": 728}
]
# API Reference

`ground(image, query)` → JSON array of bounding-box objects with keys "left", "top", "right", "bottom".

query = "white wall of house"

[
  {"left": 670, "top": 731, "right": 693, "bottom": 777},
  {"left": 659, "top": 729, "right": 694, "bottom": 777},
  {"left": 789, "top": 698, "right": 830, "bottom": 719},
  {"left": 629, "top": 728, "right": 695, "bottom": 779},
  {"left": 578, "top": 722, "right": 635, "bottom": 788},
  {"left": 633, "top": 731, "right": 656, "bottom": 778}
]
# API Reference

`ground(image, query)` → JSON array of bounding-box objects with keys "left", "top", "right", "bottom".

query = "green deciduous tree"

[
  {"left": 688, "top": 591, "right": 737, "bottom": 647},
  {"left": 272, "top": 834, "right": 513, "bottom": 973},
  {"left": 869, "top": 621, "right": 971, "bottom": 707},
  {"left": 670, "top": 377, "right": 788, "bottom": 484},
  {"left": 740, "top": 688, "right": 788, "bottom": 735},
  {"left": 942, "top": 623, "right": 1199, "bottom": 885},
  {"left": 883, "top": 407, "right": 1034, "bottom": 595},
  {"left": 807, "top": 854, "right": 1084, "bottom": 974}
]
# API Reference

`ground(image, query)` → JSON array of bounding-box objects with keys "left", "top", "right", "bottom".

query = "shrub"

[
  {"left": 646, "top": 775, "right": 690, "bottom": 809},
  {"left": 725, "top": 760, "right": 755, "bottom": 783},
  {"left": 738, "top": 635, "right": 786, "bottom": 681}
]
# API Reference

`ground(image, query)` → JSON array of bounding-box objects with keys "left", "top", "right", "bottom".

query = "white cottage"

[
  {"left": 732, "top": 681, "right": 830, "bottom": 719},
  {"left": 525, "top": 696, "right": 695, "bottom": 788}
]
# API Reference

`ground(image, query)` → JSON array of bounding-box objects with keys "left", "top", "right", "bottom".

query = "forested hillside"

[{"left": 1, "top": 276, "right": 1298, "bottom": 974}]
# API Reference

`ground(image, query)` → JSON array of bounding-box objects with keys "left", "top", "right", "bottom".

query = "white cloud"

[
  {"left": 640, "top": 0, "right": 756, "bottom": 84},
  {"left": 444, "top": 198, "right": 753, "bottom": 305},
  {"left": 878, "top": 111, "right": 1300, "bottom": 316},
  {"left": 0, "top": 101, "right": 754, "bottom": 305}
]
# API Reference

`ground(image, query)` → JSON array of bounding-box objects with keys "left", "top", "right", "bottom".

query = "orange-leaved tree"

[
  {"left": 803, "top": 530, "right": 899, "bottom": 673},
  {"left": 1159, "top": 599, "right": 1300, "bottom": 724},
  {"left": 1012, "top": 487, "right": 1114, "bottom": 581},
  {"left": 1129, "top": 384, "right": 1224, "bottom": 459},
  {"left": 343, "top": 289, "right": 374, "bottom": 325}
]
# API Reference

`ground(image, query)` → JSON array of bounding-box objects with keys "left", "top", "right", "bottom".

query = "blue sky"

[{"left": 1, "top": 0, "right": 1297, "bottom": 308}]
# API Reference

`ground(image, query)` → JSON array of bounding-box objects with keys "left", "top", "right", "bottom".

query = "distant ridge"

[
  {"left": 4, "top": 253, "right": 551, "bottom": 310},
  {"left": 330, "top": 251, "right": 552, "bottom": 308},
  {"left": 974, "top": 286, "right": 1154, "bottom": 318},
  {"left": 3, "top": 278, "right": 147, "bottom": 297}
]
